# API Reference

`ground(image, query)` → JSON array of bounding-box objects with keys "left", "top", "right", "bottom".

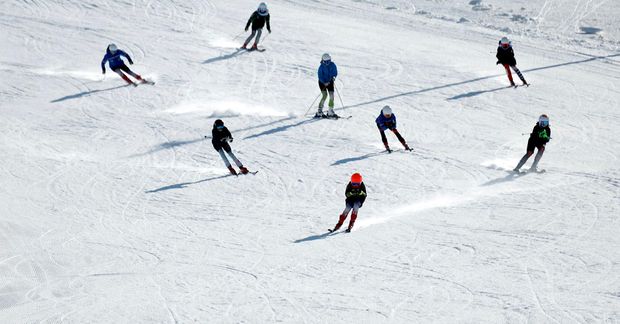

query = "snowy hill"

[{"left": 1, "top": 0, "right": 619, "bottom": 323}]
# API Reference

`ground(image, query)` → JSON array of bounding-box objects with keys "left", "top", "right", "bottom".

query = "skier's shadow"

[
  {"left": 294, "top": 232, "right": 340, "bottom": 243},
  {"left": 145, "top": 174, "right": 233, "bottom": 193},
  {"left": 331, "top": 152, "right": 383, "bottom": 166},
  {"left": 481, "top": 170, "right": 528, "bottom": 186},
  {"left": 244, "top": 118, "right": 319, "bottom": 139},
  {"left": 447, "top": 86, "right": 508, "bottom": 100},
  {"left": 202, "top": 49, "right": 247, "bottom": 64},
  {"left": 51, "top": 84, "right": 128, "bottom": 103}
]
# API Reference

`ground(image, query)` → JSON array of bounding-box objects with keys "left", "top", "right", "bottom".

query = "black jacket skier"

[
  {"left": 242, "top": 3, "right": 271, "bottom": 50},
  {"left": 245, "top": 11, "right": 271, "bottom": 32},
  {"left": 496, "top": 37, "right": 528, "bottom": 86},
  {"left": 210, "top": 119, "right": 249, "bottom": 175},
  {"left": 514, "top": 114, "right": 551, "bottom": 172}
]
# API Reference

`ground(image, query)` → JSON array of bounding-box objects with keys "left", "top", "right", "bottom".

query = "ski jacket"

[
  {"left": 101, "top": 49, "right": 133, "bottom": 72},
  {"left": 376, "top": 113, "right": 397, "bottom": 131},
  {"left": 496, "top": 45, "right": 516, "bottom": 66},
  {"left": 529, "top": 124, "right": 551, "bottom": 145},
  {"left": 212, "top": 126, "right": 233, "bottom": 149},
  {"left": 318, "top": 60, "right": 338, "bottom": 84},
  {"left": 345, "top": 182, "right": 367, "bottom": 205},
  {"left": 245, "top": 11, "right": 271, "bottom": 31}
]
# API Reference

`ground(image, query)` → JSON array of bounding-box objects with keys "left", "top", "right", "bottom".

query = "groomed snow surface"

[{"left": 1, "top": 0, "right": 619, "bottom": 323}]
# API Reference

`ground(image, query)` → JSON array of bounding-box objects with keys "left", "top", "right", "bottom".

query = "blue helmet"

[{"left": 538, "top": 114, "right": 549, "bottom": 127}]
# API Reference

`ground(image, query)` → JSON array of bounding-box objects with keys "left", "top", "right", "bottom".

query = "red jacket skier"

[
  {"left": 330, "top": 173, "right": 367, "bottom": 233},
  {"left": 496, "top": 37, "right": 529, "bottom": 87}
]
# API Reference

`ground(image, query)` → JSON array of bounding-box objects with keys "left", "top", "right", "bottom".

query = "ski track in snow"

[{"left": 1, "top": 0, "right": 619, "bottom": 323}]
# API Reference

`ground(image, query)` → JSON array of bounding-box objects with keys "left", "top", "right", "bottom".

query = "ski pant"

[
  {"left": 379, "top": 127, "right": 407, "bottom": 148},
  {"left": 515, "top": 141, "right": 545, "bottom": 170},
  {"left": 217, "top": 148, "right": 243, "bottom": 168},
  {"left": 112, "top": 64, "right": 142, "bottom": 84},
  {"left": 318, "top": 81, "right": 335, "bottom": 111},
  {"left": 503, "top": 64, "right": 526, "bottom": 84},
  {"left": 244, "top": 28, "right": 263, "bottom": 46},
  {"left": 334, "top": 201, "right": 361, "bottom": 231}
]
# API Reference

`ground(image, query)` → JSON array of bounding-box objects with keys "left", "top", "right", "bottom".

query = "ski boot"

[
  {"left": 227, "top": 166, "right": 238, "bottom": 175},
  {"left": 239, "top": 166, "right": 249, "bottom": 175},
  {"left": 345, "top": 213, "right": 357, "bottom": 233},
  {"left": 326, "top": 108, "right": 337, "bottom": 119},
  {"left": 329, "top": 214, "right": 347, "bottom": 232},
  {"left": 384, "top": 143, "right": 392, "bottom": 153},
  {"left": 314, "top": 109, "right": 326, "bottom": 119},
  {"left": 250, "top": 43, "right": 258, "bottom": 51},
  {"left": 403, "top": 143, "right": 411, "bottom": 151},
  {"left": 510, "top": 81, "right": 516, "bottom": 87}
]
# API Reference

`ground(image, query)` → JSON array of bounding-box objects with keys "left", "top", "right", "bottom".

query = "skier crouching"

[
  {"left": 496, "top": 37, "right": 528, "bottom": 87},
  {"left": 330, "top": 173, "right": 367, "bottom": 233},
  {"left": 242, "top": 2, "right": 271, "bottom": 50},
  {"left": 101, "top": 44, "right": 147, "bottom": 86},
  {"left": 514, "top": 114, "right": 551, "bottom": 172},
  {"left": 376, "top": 105, "right": 411, "bottom": 152},
  {"left": 210, "top": 119, "right": 250, "bottom": 175}
]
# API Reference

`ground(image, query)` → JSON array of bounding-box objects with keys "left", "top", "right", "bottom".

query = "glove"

[
  {"left": 245, "top": 27, "right": 249, "bottom": 32},
  {"left": 102, "top": 69, "right": 106, "bottom": 74},
  {"left": 228, "top": 137, "right": 233, "bottom": 143},
  {"left": 268, "top": 29, "right": 271, "bottom": 33},
  {"left": 128, "top": 60, "right": 134, "bottom": 65},
  {"left": 496, "top": 61, "right": 500, "bottom": 65}
]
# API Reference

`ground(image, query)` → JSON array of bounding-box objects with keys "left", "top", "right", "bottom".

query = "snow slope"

[{"left": 1, "top": 0, "right": 619, "bottom": 323}]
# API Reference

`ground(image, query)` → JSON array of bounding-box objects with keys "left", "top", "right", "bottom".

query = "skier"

[
  {"left": 330, "top": 173, "right": 367, "bottom": 233},
  {"left": 375, "top": 105, "right": 411, "bottom": 152},
  {"left": 513, "top": 114, "right": 551, "bottom": 173},
  {"left": 241, "top": 2, "right": 271, "bottom": 50},
  {"left": 210, "top": 119, "right": 250, "bottom": 175},
  {"left": 315, "top": 53, "right": 338, "bottom": 118},
  {"left": 496, "top": 37, "right": 529, "bottom": 87},
  {"left": 101, "top": 44, "right": 148, "bottom": 86}
]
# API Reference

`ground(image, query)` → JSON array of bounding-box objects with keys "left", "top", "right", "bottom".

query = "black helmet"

[{"left": 214, "top": 119, "right": 224, "bottom": 128}]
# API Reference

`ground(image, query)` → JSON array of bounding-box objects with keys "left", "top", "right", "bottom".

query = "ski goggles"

[
  {"left": 351, "top": 182, "right": 361, "bottom": 187},
  {"left": 539, "top": 120, "right": 549, "bottom": 127},
  {"left": 216, "top": 125, "right": 225, "bottom": 129}
]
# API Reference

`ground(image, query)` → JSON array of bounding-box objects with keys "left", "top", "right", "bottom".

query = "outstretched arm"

[
  {"left": 245, "top": 12, "right": 255, "bottom": 31},
  {"left": 119, "top": 50, "right": 133, "bottom": 64}
]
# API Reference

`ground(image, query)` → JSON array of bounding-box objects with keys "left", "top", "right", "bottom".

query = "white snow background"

[{"left": 1, "top": 0, "right": 619, "bottom": 323}]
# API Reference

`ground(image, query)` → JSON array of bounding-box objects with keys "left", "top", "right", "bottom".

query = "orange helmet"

[{"left": 350, "top": 173, "right": 362, "bottom": 183}]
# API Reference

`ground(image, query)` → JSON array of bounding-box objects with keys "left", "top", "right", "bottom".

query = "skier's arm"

[
  {"left": 332, "top": 64, "right": 338, "bottom": 80},
  {"left": 224, "top": 128, "right": 233, "bottom": 142},
  {"left": 119, "top": 50, "right": 133, "bottom": 65},
  {"left": 101, "top": 54, "right": 109, "bottom": 73},
  {"left": 245, "top": 12, "right": 255, "bottom": 31},
  {"left": 496, "top": 48, "right": 501, "bottom": 64},
  {"left": 266, "top": 15, "right": 271, "bottom": 32}
]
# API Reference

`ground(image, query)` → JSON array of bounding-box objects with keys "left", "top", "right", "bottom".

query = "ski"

[
  {"left": 141, "top": 80, "right": 155, "bottom": 85},
  {"left": 246, "top": 48, "right": 266, "bottom": 52}
]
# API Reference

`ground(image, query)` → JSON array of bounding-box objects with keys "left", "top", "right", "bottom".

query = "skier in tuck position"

[
  {"left": 101, "top": 44, "right": 150, "bottom": 86},
  {"left": 496, "top": 37, "right": 529, "bottom": 87},
  {"left": 329, "top": 173, "right": 367, "bottom": 233},
  {"left": 375, "top": 105, "right": 411, "bottom": 152},
  {"left": 315, "top": 53, "right": 338, "bottom": 118},
  {"left": 513, "top": 114, "right": 551, "bottom": 173},
  {"left": 241, "top": 2, "right": 271, "bottom": 50},
  {"left": 210, "top": 119, "right": 250, "bottom": 175}
]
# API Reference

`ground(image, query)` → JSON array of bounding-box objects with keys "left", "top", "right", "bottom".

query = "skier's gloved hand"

[
  {"left": 128, "top": 60, "right": 134, "bottom": 65},
  {"left": 228, "top": 137, "right": 233, "bottom": 143},
  {"left": 496, "top": 61, "right": 501, "bottom": 65},
  {"left": 268, "top": 28, "right": 271, "bottom": 33},
  {"left": 102, "top": 69, "right": 106, "bottom": 74},
  {"left": 245, "top": 27, "right": 249, "bottom": 32}
]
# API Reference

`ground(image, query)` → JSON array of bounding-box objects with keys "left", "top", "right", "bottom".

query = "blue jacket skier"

[
  {"left": 315, "top": 53, "right": 338, "bottom": 118},
  {"left": 375, "top": 105, "right": 410, "bottom": 152},
  {"left": 101, "top": 44, "right": 146, "bottom": 86}
]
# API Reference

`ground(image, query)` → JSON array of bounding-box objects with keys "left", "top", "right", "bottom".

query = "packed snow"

[{"left": 1, "top": 0, "right": 619, "bottom": 323}]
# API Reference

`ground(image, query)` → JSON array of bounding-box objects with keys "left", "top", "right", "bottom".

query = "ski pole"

[
  {"left": 335, "top": 85, "right": 346, "bottom": 113},
  {"left": 260, "top": 32, "right": 270, "bottom": 45},
  {"left": 233, "top": 31, "right": 245, "bottom": 40},
  {"left": 303, "top": 93, "right": 321, "bottom": 116}
]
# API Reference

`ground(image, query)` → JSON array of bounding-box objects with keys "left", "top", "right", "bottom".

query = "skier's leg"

[
  {"left": 252, "top": 29, "right": 263, "bottom": 48},
  {"left": 514, "top": 151, "right": 533, "bottom": 171},
  {"left": 327, "top": 83, "right": 335, "bottom": 115},
  {"left": 113, "top": 68, "right": 135, "bottom": 85},
  {"left": 120, "top": 65, "right": 143, "bottom": 81},
  {"left": 317, "top": 81, "right": 327, "bottom": 116},
  {"left": 392, "top": 129, "right": 410, "bottom": 150},
  {"left": 378, "top": 127, "right": 389, "bottom": 150},
  {"left": 243, "top": 30, "right": 257, "bottom": 48},
  {"left": 347, "top": 202, "right": 360, "bottom": 232},
  {"left": 218, "top": 149, "right": 232, "bottom": 167},
  {"left": 334, "top": 204, "right": 351, "bottom": 231},
  {"left": 511, "top": 65, "right": 527, "bottom": 84},
  {"left": 530, "top": 146, "right": 545, "bottom": 170},
  {"left": 226, "top": 150, "right": 244, "bottom": 168},
  {"left": 503, "top": 64, "right": 515, "bottom": 85}
]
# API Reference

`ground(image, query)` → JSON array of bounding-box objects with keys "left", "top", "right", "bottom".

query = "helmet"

[
  {"left": 108, "top": 43, "right": 118, "bottom": 52},
  {"left": 499, "top": 37, "right": 511, "bottom": 48},
  {"left": 321, "top": 53, "right": 331, "bottom": 62},
  {"left": 538, "top": 114, "right": 549, "bottom": 127},
  {"left": 350, "top": 173, "right": 362, "bottom": 183},
  {"left": 381, "top": 105, "right": 392, "bottom": 116},
  {"left": 214, "top": 119, "right": 225, "bottom": 128},
  {"left": 257, "top": 2, "right": 269, "bottom": 16}
]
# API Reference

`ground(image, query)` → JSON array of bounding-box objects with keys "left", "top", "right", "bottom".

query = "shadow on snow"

[
  {"left": 145, "top": 174, "right": 233, "bottom": 193},
  {"left": 202, "top": 49, "right": 247, "bottom": 64},
  {"left": 51, "top": 84, "right": 128, "bottom": 103},
  {"left": 294, "top": 231, "right": 342, "bottom": 243},
  {"left": 331, "top": 152, "right": 384, "bottom": 166},
  {"left": 244, "top": 118, "right": 320, "bottom": 140}
]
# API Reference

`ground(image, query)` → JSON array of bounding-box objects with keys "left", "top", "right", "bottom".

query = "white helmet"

[
  {"left": 499, "top": 37, "right": 511, "bottom": 47},
  {"left": 538, "top": 114, "right": 549, "bottom": 126},
  {"left": 321, "top": 53, "right": 331, "bottom": 61},
  {"left": 382, "top": 105, "right": 392, "bottom": 116},
  {"left": 258, "top": 2, "right": 269, "bottom": 16},
  {"left": 108, "top": 43, "right": 118, "bottom": 52}
]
